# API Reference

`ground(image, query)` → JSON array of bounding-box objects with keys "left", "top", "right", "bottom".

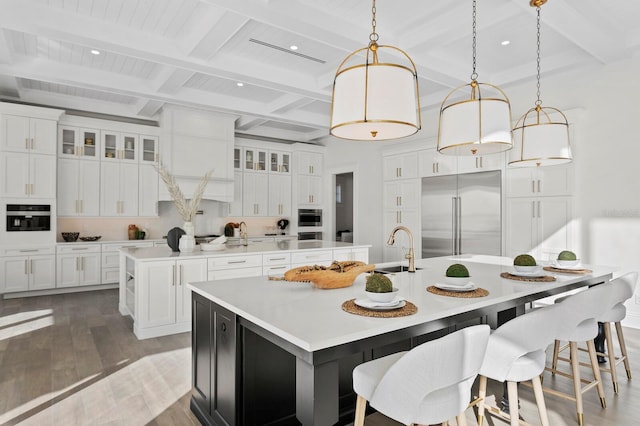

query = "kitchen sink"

[{"left": 374, "top": 265, "right": 422, "bottom": 274}]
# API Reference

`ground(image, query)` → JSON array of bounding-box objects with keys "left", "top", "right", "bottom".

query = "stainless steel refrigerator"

[{"left": 421, "top": 170, "right": 501, "bottom": 258}]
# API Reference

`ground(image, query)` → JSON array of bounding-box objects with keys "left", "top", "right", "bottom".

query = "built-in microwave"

[
  {"left": 6, "top": 204, "right": 51, "bottom": 232},
  {"left": 298, "top": 231, "right": 323, "bottom": 241},
  {"left": 298, "top": 209, "right": 322, "bottom": 227}
]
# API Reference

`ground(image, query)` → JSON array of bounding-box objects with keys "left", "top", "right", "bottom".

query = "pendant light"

[
  {"left": 509, "top": 0, "right": 571, "bottom": 167},
  {"left": 437, "top": 0, "right": 513, "bottom": 156},
  {"left": 330, "top": 0, "right": 421, "bottom": 141}
]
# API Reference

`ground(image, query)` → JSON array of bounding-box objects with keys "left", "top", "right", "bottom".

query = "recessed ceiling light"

[
  {"left": 90, "top": 49, "right": 101, "bottom": 55},
  {"left": 290, "top": 45, "right": 298, "bottom": 51},
  {"left": 236, "top": 82, "right": 244, "bottom": 87},
  {"left": 501, "top": 40, "right": 510, "bottom": 46}
]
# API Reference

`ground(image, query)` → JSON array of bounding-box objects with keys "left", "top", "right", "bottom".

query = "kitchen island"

[
  {"left": 187, "top": 254, "right": 616, "bottom": 426},
  {"left": 118, "top": 240, "right": 370, "bottom": 339}
]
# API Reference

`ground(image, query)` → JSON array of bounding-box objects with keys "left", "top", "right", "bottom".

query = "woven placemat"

[
  {"left": 500, "top": 272, "right": 556, "bottom": 282},
  {"left": 342, "top": 299, "right": 417, "bottom": 318},
  {"left": 426, "top": 286, "right": 489, "bottom": 298},
  {"left": 543, "top": 266, "right": 593, "bottom": 275}
]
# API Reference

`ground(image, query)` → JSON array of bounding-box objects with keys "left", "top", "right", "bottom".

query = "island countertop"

[
  {"left": 120, "top": 239, "right": 371, "bottom": 261},
  {"left": 188, "top": 254, "right": 616, "bottom": 353}
]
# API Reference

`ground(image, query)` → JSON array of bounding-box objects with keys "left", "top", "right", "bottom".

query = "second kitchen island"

[{"left": 118, "top": 240, "right": 370, "bottom": 339}]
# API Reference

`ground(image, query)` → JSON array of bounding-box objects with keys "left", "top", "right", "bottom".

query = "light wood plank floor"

[{"left": 1, "top": 289, "right": 639, "bottom": 425}]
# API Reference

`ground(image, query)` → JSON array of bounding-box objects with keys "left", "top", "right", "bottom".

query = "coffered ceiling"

[{"left": 0, "top": 0, "right": 638, "bottom": 143}]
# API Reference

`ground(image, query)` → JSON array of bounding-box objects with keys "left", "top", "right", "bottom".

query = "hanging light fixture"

[
  {"left": 509, "top": 0, "right": 571, "bottom": 167},
  {"left": 437, "top": 0, "right": 512, "bottom": 156},
  {"left": 330, "top": 0, "right": 421, "bottom": 141}
]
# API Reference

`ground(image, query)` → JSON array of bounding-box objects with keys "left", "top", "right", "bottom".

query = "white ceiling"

[{"left": 1, "top": 0, "right": 639, "bottom": 143}]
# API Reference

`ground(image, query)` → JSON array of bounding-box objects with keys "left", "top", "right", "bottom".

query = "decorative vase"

[
  {"left": 179, "top": 234, "right": 196, "bottom": 252},
  {"left": 183, "top": 221, "right": 195, "bottom": 237}
]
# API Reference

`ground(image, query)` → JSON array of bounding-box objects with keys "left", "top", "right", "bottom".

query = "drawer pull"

[
  {"left": 20, "top": 249, "right": 39, "bottom": 253},
  {"left": 228, "top": 260, "right": 247, "bottom": 264},
  {"left": 269, "top": 257, "right": 286, "bottom": 261}
]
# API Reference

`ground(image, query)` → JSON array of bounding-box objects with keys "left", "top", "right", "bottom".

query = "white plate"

[
  {"left": 434, "top": 282, "right": 477, "bottom": 292},
  {"left": 354, "top": 298, "right": 406, "bottom": 310},
  {"left": 552, "top": 262, "right": 584, "bottom": 270},
  {"left": 509, "top": 270, "right": 546, "bottom": 277}
]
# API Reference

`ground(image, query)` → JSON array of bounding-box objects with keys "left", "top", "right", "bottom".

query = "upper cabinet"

[
  {"left": 269, "top": 150, "right": 291, "bottom": 174},
  {"left": 418, "top": 149, "right": 456, "bottom": 177},
  {"left": 1, "top": 115, "right": 57, "bottom": 155},
  {"left": 383, "top": 152, "right": 418, "bottom": 180},
  {"left": 506, "top": 164, "right": 573, "bottom": 197},
  {"left": 456, "top": 152, "right": 504, "bottom": 174},
  {"left": 58, "top": 126, "right": 100, "bottom": 160},
  {"left": 297, "top": 151, "right": 323, "bottom": 176},
  {"left": 102, "top": 131, "right": 138, "bottom": 163},
  {"left": 244, "top": 147, "right": 267, "bottom": 172},
  {"left": 140, "top": 135, "right": 159, "bottom": 164}
]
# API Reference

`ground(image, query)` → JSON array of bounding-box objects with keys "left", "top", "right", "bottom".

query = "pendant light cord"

[
  {"left": 535, "top": 6, "right": 542, "bottom": 107},
  {"left": 471, "top": 0, "right": 478, "bottom": 81}
]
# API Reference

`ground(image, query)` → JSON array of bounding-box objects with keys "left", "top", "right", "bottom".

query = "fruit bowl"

[
  {"left": 445, "top": 276, "right": 471, "bottom": 286},
  {"left": 514, "top": 265, "right": 542, "bottom": 273},
  {"left": 557, "top": 259, "right": 580, "bottom": 268},
  {"left": 79, "top": 236, "right": 102, "bottom": 241},
  {"left": 61, "top": 232, "right": 79, "bottom": 242},
  {"left": 365, "top": 287, "right": 399, "bottom": 303}
]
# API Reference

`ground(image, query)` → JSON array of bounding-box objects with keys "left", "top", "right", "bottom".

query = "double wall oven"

[{"left": 297, "top": 208, "right": 323, "bottom": 240}]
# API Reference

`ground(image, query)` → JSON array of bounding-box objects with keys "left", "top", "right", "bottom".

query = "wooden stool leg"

[
  {"left": 477, "top": 375, "right": 487, "bottom": 426},
  {"left": 570, "top": 342, "right": 584, "bottom": 426},
  {"left": 532, "top": 375, "right": 550, "bottom": 426},
  {"left": 587, "top": 340, "right": 607, "bottom": 409},
  {"left": 506, "top": 381, "right": 519, "bottom": 426},
  {"left": 603, "top": 322, "right": 619, "bottom": 393},
  {"left": 552, "top": 339, "right": 561, "bottom": 374},
  {"left": 615, "top": 321, "right": 632, "bottom": 379},
  {"left": 354, "top": 394, "right": 367, "bottom": 426},
  {"left": 456, "top": 412, "right": 468, "bottom": 426}
]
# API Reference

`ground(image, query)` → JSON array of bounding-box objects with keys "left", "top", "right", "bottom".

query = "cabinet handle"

[
  {"left": 531, "top": 180, "right": 535, "bottom": 193},
  {"left": 436, "top": 163, "right": 439, "bottom": 173},
  {"left": 531, "top": 201, "right": 535, "bottom": 219},
  {"left": 269, "top": 257, "right": 286, "bottom": 261},
  {"left": 537, "top": 179, "right": 541, "bottom": 193},
  {"left": 25, "top": 259, "right": 28, "bottom": 275},
  {"left": 25, "top": 184, "right": 29, "bottom": 195},
  {"left": 80, "top": 200, "right": 83, "bottom": 213},
  {"left": 537, "top": 201, "right": 541, "bottom": 218},
  {"left": 270, "top": 266, "right": 287, "bottom": 270},
  {"left": 29, "top": 259, "right": 33, "bottom": 275},
  {"left": 71, "top": 247, "right": 89, "bottom": 251},
  {"left": 432, "top": 163, "right": 435, "bottom": 174},
  {"left": 399, "top": 196, "right": 402, "bottom": 206},
  {"left": 31, "top": 183, "right": 34, "bottom": 195},
  {"left": 399, "top": 211, "right": 402, "bottom": 223},
  {"left": 228, "top": 260, "right": 247, "bottom": 264},
  {"left": 179, "top": 265, "right": 184, "bottom": 286},
  {"left": 25, "top": 138, "right": 29, "bottom": 149},
  {"left": 81, "top": 257, "right": 84, "bottom": 271},
  {"left": 31, "top": 138, "right": 35, "bottom": 150},
  {"left": 480, "top": 157, "right": 483, "bottom": 168},
  {"left": 476, "top": 157, "right": 479, "bottom": 168},
  {"left": 76, "top": 257, "right": 80, "bottom": 271},
  {"left": 20, "top": 249, "right": 38, "bottom": 253},
  {"left": 172, "top": 264, "right": 176, "bottom": 286}
]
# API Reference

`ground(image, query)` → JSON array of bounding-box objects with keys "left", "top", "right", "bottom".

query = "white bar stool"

[{"left": 352, "top": 325, "right": 490, "bottom": 426}]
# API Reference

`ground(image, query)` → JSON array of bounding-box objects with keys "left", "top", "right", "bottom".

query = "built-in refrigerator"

[{"left": 421, "top": 170, "right": 501, "bottom": 258}]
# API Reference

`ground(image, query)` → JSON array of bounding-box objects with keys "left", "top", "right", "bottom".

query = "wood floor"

[{"left": 1, "top": 289, "right": 639, "bottom": 425}]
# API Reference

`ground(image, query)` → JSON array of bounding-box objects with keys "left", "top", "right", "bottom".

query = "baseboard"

[
  {"left": 622, "top": 311, "right": 640, "bottom": 329},
  {"left": 3, "top": 283, "right": 118, "bottom": 299}
]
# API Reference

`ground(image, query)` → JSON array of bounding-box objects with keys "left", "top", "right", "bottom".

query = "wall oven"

[
  {"left": 6, "top": 204, "right": 51, "bottom": 232},
  {"left": 298, "top": 231, "right": 323, "bottom": 241},
  {"left": 298, "top": 209, "right": 322, "bottom": 227}
]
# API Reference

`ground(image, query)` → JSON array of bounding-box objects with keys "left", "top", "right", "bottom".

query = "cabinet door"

[
  {"left": 538, "top": 165, "right": 573, "bottom": 197},
  {"left": 1, "top": 257, "right": 30, "bottom": 292},
  {"left": 140, "top": 135, "right": 159, "bottom": 164},
  {"left": 268, "top": 174, "right": 291, "bottom": 216},
  {"left": 298, "top": 175, "right": 322, "bottom": 206},
  {"left": 57, "top": 158, "right": 80, "bottom": 216},
  {"left": 538, "top": 197, "right": 572, "bottom": 261},
  {"left": 457, "top": 153, "right": 504, "bottom": 174},
  {"left": 56, "top": 255, "right": 80, "bottom": 288},
  {"left": 121, "top": 134, "right": 138, "bottom": 163},
  {"left": 139, "top": 261, "right": 176, "bottom": 328},
  {"left": 269, "top": 151, "right": 291, "bottom": 174},
  {"left": 244, "top": 148, "right": 267, "bottom": 172},
  {"left": 383, "top": 180, "right": 420, "bottom": 210},
  {"left": 228, "top": 171, "right": 243, "bottom": 216},
  {"left": 297, "top": 151, "right": 322, "bottom": 175},
  {"left": 79, "top": 254, "right": 101, "bottom": 286},
  {"left": 30, "top": 255, "right": 56, "bottom": 290},
  {"left": 58, "top": 126, "right": 79, "bottom": 158},
  {"left": 0, "top": 152, "right": 29, "bottom": 197},
  {"left": 383, "top": 153, "right": 418, "bottom": 180},
  {"left": 30, "top": 154, "right": 56, "bottom": 198},
  {"left": 2, "top": 115, "right": 30, "bottom": 152},
  {"left": 78, "top": 161, "right": 100, "bottom": 216},
  {"left": 418, "top": 149, "right": 457, "bottom": 177},
  {"left": 506, "top": 198, "right": 537, "bottom": 258},
  {"left": 100, "top": 162, "right": 121, "bottom": 216},
  {"left": 383, "top": 209, "right": 420, "bottom": 262},
  {"left": 243, "top": 172, "right": 268, "bottom": 216},
  {"left": 139, "top": 164, "right": 158, "bottom": 217},
  {"left": 176, "top": 259, "right": 208, "bottom": 323},
  {"left": 120, "top": 163, "right": 139, "bottom": 216},
  {"left": 30, "top": 118, "right": 57, "bottom": 155}
]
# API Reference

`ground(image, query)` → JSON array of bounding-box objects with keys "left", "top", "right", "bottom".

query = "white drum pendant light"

[
  {"left": 438, "top": 0, "right": 513, "bottom": 156},
  {"left": 509, "top": 0, "right": 571, "bottom": 167},
  {"left": 330, "top": 0, "right": 421, "bottom": 141}
]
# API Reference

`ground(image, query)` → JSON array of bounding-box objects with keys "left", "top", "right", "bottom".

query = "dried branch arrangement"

[{"left": 155, "top": 162, "right": 214, "bottom": 222}]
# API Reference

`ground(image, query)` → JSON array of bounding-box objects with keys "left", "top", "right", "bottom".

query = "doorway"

[{"left": 335, "top": 172, "right": 354, "bottom": 242}]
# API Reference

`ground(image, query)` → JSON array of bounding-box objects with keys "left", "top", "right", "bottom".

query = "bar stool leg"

[
  {"left": 506, "top": 381, "right": 519, "bottom": 426},
  {"left": 615, "top": 321, "right": 632, "bottom": 379},
  {"left": 456, "top": 412, "right": 468, "bottom": 426},
  {"left": 552, "top": 339, "right": 561, "bottom": 374},
  {"left": 569, "top": 342, "right": 584, "bottom": 426},
  {"left": 603, "top": 322, "right": 619, "bottom": 393},
  {"left": 476, "top": 375, "right": 487, "bottom": 426},
  {"left": 586, "top": 340, "right": 607, "bottom": 408},
  {"left": 531, "top": 374, "right": 550, "bottom": 426},
  {"left": 354, "top": 394, "right": 367, "bottom": 426}
]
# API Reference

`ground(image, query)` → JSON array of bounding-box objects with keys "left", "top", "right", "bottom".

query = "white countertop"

[
  {"left": 122, "top": 240, "right": 371, "bottom": 261},
  {"left": 188, "top": 255, "right": 616, "bottom": 352}
]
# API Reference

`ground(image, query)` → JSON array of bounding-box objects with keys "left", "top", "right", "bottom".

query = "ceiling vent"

[{"left": 249, "top": 38, "right": 326, "bottom": 64}]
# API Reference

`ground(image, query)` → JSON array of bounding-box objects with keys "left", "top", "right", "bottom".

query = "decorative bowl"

[
  {"left": 79, "top": 236, "right": 102, "bottom": 241},
  {"left": 514, "top": 265, "right": 542, "bottom": 273},
  {"left": 61, "top": 232, "right": 79, "bottom": 242},
  {"left": 365, "top": 288, "right": 400, "bottom": 303},
  {"left": 557, "top": 259, "right": 580, "bottom": 268},
  {"left": 283, "top": 261, "right": 375, "bottom": 289},
  {"left": 444, "top": 276, "right": 471, "bottom": 286}
]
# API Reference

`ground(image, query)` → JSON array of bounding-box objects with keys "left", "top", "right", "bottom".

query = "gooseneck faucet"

[
  {"left": 239, "top": 221, "right": 248, "bottom": 246},
  {"left": 386, "top": 225, "right": 416, "bottom": 272}
]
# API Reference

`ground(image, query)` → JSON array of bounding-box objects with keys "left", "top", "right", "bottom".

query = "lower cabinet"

[
  {"left": 332, "top": 247, "right": 369, "bottom": 263},
  {"left": 137, "top": 258, "right": 207, "bottom": 334},
  {"left": 1, "top": 247, "right": 56, "bottom": 293},
  {"left": 207, "top": 254, "right": 262, "bottom": 280},
  {"left": 101, "top": 241, "right": 153, "bottom": 284},
  {"left": 56, "top": 245, "right": 101, "bottom": 288}
]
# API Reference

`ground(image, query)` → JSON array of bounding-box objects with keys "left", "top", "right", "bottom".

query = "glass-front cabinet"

[
  {"left": 244, "top": 148, "right": 267, "bottom": 172},
  {"left": 58, "top": 126, "right": 100, "bottom": 160},
  {"left": 140, "top": 135, "right": 159, "bottom": 164},
  {"left": 102, "top": 131, "right": 138, "bottom": 163},
  {"left": 234, "top": 147, "right": 241, "bottom": 170},
  {"left": 270, "top": 151, "right": 290, "bottom": 174}
]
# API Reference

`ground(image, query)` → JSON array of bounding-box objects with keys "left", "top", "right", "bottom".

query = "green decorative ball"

[
  {"left": 365, "top": 273, "right": 393, "bottom": 293},
  {"left": 446, "top": 264, "right": 470, "bottom": 278},
  {"left": 558, "top": 250, "right": 577, "bottom": 261},
  {"left": 514, "top": 254, "right": 537, "bottom": 266}
]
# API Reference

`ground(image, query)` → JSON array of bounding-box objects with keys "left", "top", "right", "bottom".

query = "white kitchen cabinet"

[
  {"left": 269, "top": 150, "right": 291, "bottom": 174},
  {"left": 268, "top": 174, "right": 292, "bottom": 216},
  {"left": 0, "top": 151, "right": 56, "bottom": 198},
  {"left": 207, "top": 254, "right": 263, "bottom": 280},
  {"left": 418, "top": 149, "right": 456, "bottom": 177},
  {"left": 56, "top": 245, "right": 101, "bottom": 288},
  {"left": 297, "top": 151, "right": 323, "bottom": 175},
  {"left": 383, "top": 152, "right": 418, "bottom": 180},
  {"left": 456, "top": 152, "right": 504, "bottom": 174},
  {"left": 1, "top": 247, "right": 55, "bottom": 293},
  {"left": 101, "top": 130, "right": 138, "bottom": 163},
  {"left": 101, "top": 241, "right": 154, "bottom": 284},
  {"left": 139, "top": 135, "right": 159, "bottom": 164},
  {"left": 244, "top": 147, "right": 268, "bottom": 172},
  {"left": 1, "top": 115, "right": 57, "bottom": 155},
  {"left": 242, "top": 172, "right": 269, "bottom": 216},
  {"left": 290, "top": 250, "right": 333, "bottom": 268},
  {"left": 233, "top": 147, "right": 241, "bottom": 170},
  {"left": 507, "top": 164, "right": 573, "bottom": 197},
  {"left": 297, "top": 175, "right": 322, "bottom": 206},
  {"left": 332, "top": 247, "right": 369, "bottom": 263},
  {"left": 262, "top": 252, "right": 291, "bottom": 276},
  {"left": 136, "top": 258, "right": 207, "bottom": 332},
  {"left": 228, "top": 171, "right": 243, "bottom": 216},
  {"left": 506, "top": 196, "right": 573, "bottom": 261},
  {"left": 58, "top": 126, "right": 100, "bottom": 160},
  {"left": 383, "top": 180, "right": 420, "bottom": 210},
  {"left": 57, "top": 158, "right": 100, "bottom": 216},
  {"left": 138, "top": 164, "right": 159, "bottom": 217},
  {"left": 101, "top": 162, "right": 139, "bottom": 216}
]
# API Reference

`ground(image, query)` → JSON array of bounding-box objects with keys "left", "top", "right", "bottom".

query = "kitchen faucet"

[
  {"left": 239, "top": 221, "right": 248, "bottom": 246},
  {"left": 386, "top": 226, "right": 416, "bottom": 272}
]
